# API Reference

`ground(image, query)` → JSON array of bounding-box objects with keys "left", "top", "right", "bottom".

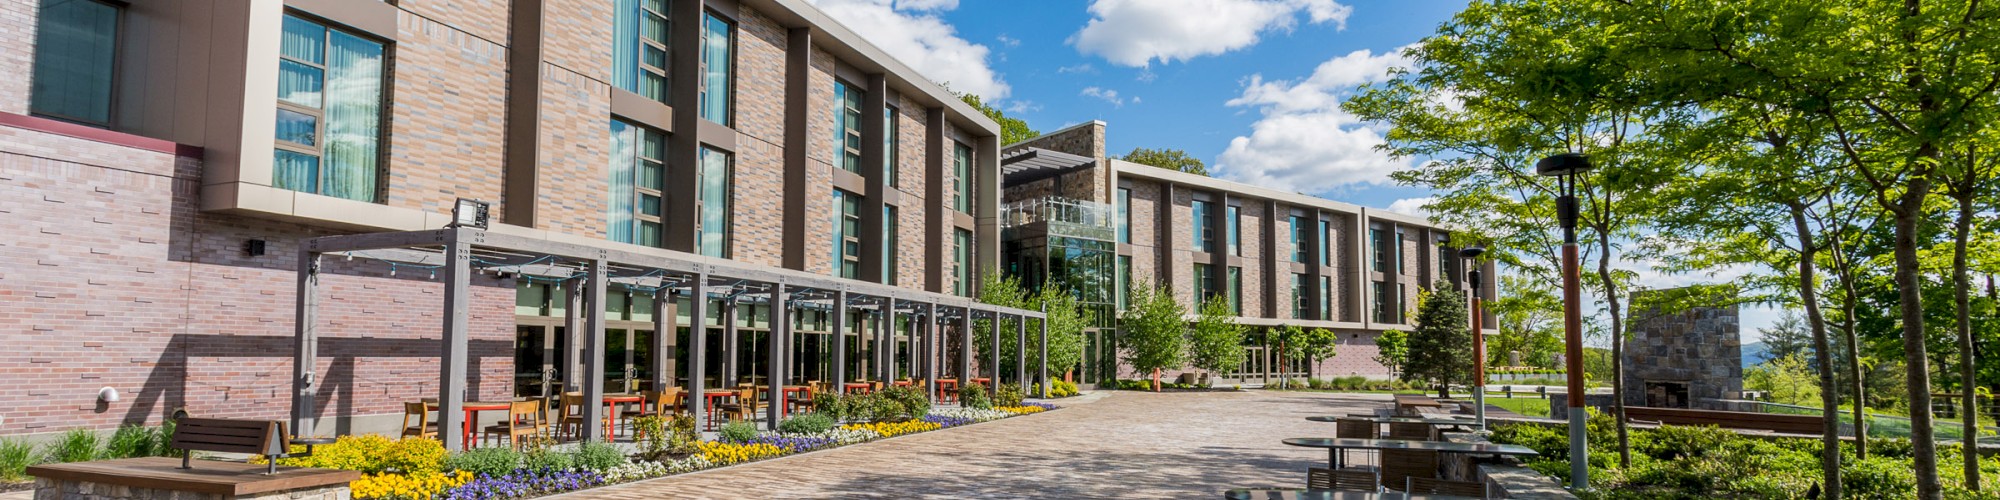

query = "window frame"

[
  {"left": 610, "top": 119, "right": 667, "bottom": 247},
  {"left": 884, "top": 106, "right": 899, "bottom": 187},
  {"left": 952, "top": 142, "right": 974, "bottom": 212},
  {"left": 835, "top": 189, "right": 862, "bottom": 279},
  {"left": 273, "top": 12, "right": 389, "bottom": 202},
  {"left": 1117, "top": 188, "right": 1132, "bottom": 244},
  {"left": 882, "top": 204, "right": 898, "bottom": 284},
  {"left": 1226, "top": 205, "right": 1241, "bottom": 256},
  {"left": 1192, "top": 200, "right": 1213, "bottom": 253},
  {"left": 29, "top": 0, "right": 123, "bottom": 127},
  {"left": 1227, "top": 266, "right": 1242, "bottom": 315},
  {"left": 697, "top": 10, "right": 734, "bottom": 127},
  {"left": 835, "top": 81, "right": 863, "bottom": 173}
]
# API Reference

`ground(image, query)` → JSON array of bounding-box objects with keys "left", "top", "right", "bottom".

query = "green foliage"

[
  {"left": 667, "top": 413, "right": 699, "bottom": 454},
  {"left": 718, "top": 421, "right": 759, "bottom": 443},
  {"left": 778, "top": 412, "right": 836, "bottom": 434},
  {"left": 959, "top": 382, "right": 992, "bottom": 410},
  {"left": 570, "top": 441, "right": 626, "bottom": 472},
  {"left": 956, "top": 93, "right": 1038, "bottom": 145},
  {"left": 522, "top": 445, "right": 573, "bottom": 472},
  {"left": 1276, "top": 325, "right": 1341, "bottom": 378},
  {"left": 1487, "top": 274, "right": 1563, "bottom": 368},
  {"left": 1033, "top": 286, "right": 1091, "bottom": 380},
  {"left": 973, "top": 272, "right": 1090, "bottom": 383},
  {"left": 1267, "top": 376, "right": 1419, "bottom": 392},
  {"left": 0, "top": 438, "right": 35, "bottom": 482},
  {"left": 1186, "top": 294, "right": 1248, "bottom": 379},
  {"left": 633, "top": 415, "right": 669, "bottom": 459},
  {"left": 1399, "top": 283, "right": 1473, "bottom": 394},
  {"left": 1033, "top": 380, "right": 1080, "bottom": 398},
  {"left": 1120, "top": 147, "right": 1208, "bottom": 176},
  {"left": 879, "top": 386, "right": 932, "bottom": 420},
  {"left": 811, "top": 392, "right": 845, "bottom": 421},
  {"left": 46, "top": 429, "right": 101, "bottom": 463},
  {"left": 1373, "top": 329, "right": 1410, "bottom": 379},
  {"left": 1120, "top": 284, "right": 1189, "bottom": 379},
  {"left": 152, "top": 418, "right": 177, "bottom": 458},
  {"left": 444, "top": 447, "right": 521, "bottom": 477},
  {"left": 994, "top": 383, "right": 1024, "bottom": 408},
  {"left": 1746, "top": 353, "right": 1823, "bottom": 407},
  {"left": 103, "top": 425, "right": 162, "bottom": 460}
]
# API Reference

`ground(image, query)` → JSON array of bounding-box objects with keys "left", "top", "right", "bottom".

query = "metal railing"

[{"left": 1002, "top": 197, "right": 1114, "bottom": 229}]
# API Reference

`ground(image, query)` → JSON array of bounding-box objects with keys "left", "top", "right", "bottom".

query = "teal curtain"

[
  {"left": 321, "top": 30, "right": 383, "bottom": 202},
  {"left": 273, "top": 150, "right": 319, "bottom": 193},
  {"left": 612, "top": 0, "right": 639, "bottom": 94},
  {"left": 608, "top": 120, "right": 638, "bottom": 244},
  {"left": 699, "top": 13, "right": 731, "bottom": 125},
  {"left": 30, "top": 0, "right": 119, "bottom": 125},
  {"left": 831, "top": 190, "right": 846, "bottom": 278},
  {"left": 698, "top": 147, "right": 731, "bottom": 257}
]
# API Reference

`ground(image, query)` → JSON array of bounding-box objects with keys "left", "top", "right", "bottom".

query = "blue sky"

[{"left": 807, "top": 0, "right": 1783, "bottom": 343}]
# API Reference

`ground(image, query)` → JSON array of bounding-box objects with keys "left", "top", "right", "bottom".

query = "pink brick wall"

[
  {"left": 534, "top": 65, "right": 613, "bottom": 238},
  {"left": 0, "top": 0, "right": 32, "bottom": 115},
  {"left": 385, "top": 11, "right": 511, "bottom": 217},
  {"left": 540, "top": 0, "right": 615, "bottom": 83},
  {"left": 398, "top": 0, "right": 510, "bottom": 46}
]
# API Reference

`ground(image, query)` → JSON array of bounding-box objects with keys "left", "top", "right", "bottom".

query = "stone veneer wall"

[{"left": 1621, "top": 288, "right": 1743, "bottom": 409}]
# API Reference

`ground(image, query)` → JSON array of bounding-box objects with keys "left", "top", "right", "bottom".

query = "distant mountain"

[{"left": 1741, "top": 342, "right": 1771, "bottom": 366}]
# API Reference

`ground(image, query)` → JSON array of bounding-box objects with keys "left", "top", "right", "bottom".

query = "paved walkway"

[{"left": 564, "top": 389, "right": 1395, "bottom": 499}]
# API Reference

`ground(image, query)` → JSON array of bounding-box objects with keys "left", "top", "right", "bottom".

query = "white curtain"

[
  {"left": 321, "top": 30, "right": 383, "bottom": 202},
  {"left": 608, "top": 121, "right": 639, "bottom": 244}
]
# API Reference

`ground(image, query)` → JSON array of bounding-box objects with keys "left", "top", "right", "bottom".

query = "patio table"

[
  {"left": 843, "top": 382, "right": 872, "bottom": 394},
  {"left": 427, "top": 400, "right": 514, "bottom": 450},
  {"left": 937, "top": 379, "right": 958, "bottom": 402},
  {"left": 697, "top": 390, "right": 738, "bottom": 426},
  {"left": 1281, "top": 437, "right": 1537, "bottom": 470},
  {"left": 1223, "top": 488, "right": 1473, "bottom": 500},
  {"left": 603, "top": 394, "right": 644, "bottom": 438}
]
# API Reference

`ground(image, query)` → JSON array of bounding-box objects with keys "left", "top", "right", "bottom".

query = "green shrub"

[
  {"left": 1636, "top": 424, "right": 1733, "bottom": 461},
  {"left": 633, "top": 415, "right": 668, "bottom": 459},
  {"left": 1054, "top": 380, "right": 1079, "bottom": 397},
  {"left": 522, "top": 446, "right": 573, "bottom": 472},
  {"left": 103, "top": 425, "right": 159, "bottom": 459},
  {"left": 778, "top": 413, "right": 836, "bottom": 434},
  {"left": 1307, "top": 378, "right": 1332, "bottom": 390},
  {"left": 46, "top": 429, "right": 101, "bottom": 463},
  {"left": 668, "top": 413, "right": 699, "bottom": 454},
  {"left": 959, "top": 383, "right": 992, "bottom": 410},
  {"left": 718, "top": 420, "right": 759, "bottom": 443},
  {"left": 812, "top": 392, "right": 845, "bottom": 421},
  {"left": 0, "top": 438, "right": 34, "bottom": 482},
  {"left": 994, "top": 383, "right": 1024, "bottom": 408},
  {"left": 151, "top": 419, "right": 178, "bottom": 458},
  {"left": 570, "top": 441, "right": 626, "bottom": 472},
  {"left": 444, "top": 447, "right": 521, "bottom": 477},
  {"left": 881, "top": 386, "right": 931, "bottom": 419}
]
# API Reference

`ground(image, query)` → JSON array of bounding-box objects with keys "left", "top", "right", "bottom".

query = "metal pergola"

[{"left": 288, "top": 227, "right": 1048, "bottom": 449}]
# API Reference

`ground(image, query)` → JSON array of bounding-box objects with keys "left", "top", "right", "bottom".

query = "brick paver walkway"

[{"left": 564, "top": 389, "right": 1395, "bottom": 499}]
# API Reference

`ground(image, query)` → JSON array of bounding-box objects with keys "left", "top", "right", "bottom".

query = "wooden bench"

[
  {"left": 28, "top": 418, "right": 357, "bottom": 499},
  {"left": 1622, "top": 407, "right": 1825, "bottom": 434},
  {"left": 170, "top": 418, "right": 295, "bottom": 474}
]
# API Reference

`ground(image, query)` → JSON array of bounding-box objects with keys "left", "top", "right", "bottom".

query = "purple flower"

[
  {"left": 920, "top": 415, "right": 974, "bottom": 428},
  {"left": 1023, "top": 402, "right": 1058, "bottom": 410}
]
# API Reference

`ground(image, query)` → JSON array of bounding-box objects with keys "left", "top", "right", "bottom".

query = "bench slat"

[{"left": 172, "top": 434, "right": 269, "bottom": 447}]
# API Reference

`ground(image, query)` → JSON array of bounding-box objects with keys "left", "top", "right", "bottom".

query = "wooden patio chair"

[
  {"left": 1308, "top": 467, "right": 1380, "bottom": 492},
  {"left": 1388, "top": 422, "right": 1434, "bottom": 441},
  {"left": 482, "top": 400, "right": 542, "bottom": 451},
  {"left": 1380, "top": 449, "right": 1440, "bottom": 492},
  {"left": 714, "top": 388, "right": 760, "bottom": 424},
  {"left": 1405, "top": 477, "right": 1486, "bottom": 497},
  {"left": 1335, "top": 417, "right": 1379, "bottom": 466},
  {"left": 400, "top": 402, "right": 438, "bottom": 440}
]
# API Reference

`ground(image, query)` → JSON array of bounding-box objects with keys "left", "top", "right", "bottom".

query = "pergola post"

[
  {"left": 767, "top": 283, "right": 788, "bottom": 427},
  {"left": 923, "top": 303, "right": 938, "bottom": 401},
  {"left": 1016, "top": 314, "right": 1027, "bottom": 395},
  {"left": 563, "top": 284, "right": 581, "bottom": 395},
  {"left": 989, "top": 312, "right": 1001, "bottom": 390},
  {"left": 651, "top": 291, "right": 671, "bottom": 391},
  {"left": 437, "top": 240, "right": 472, "bottom": 450},
  {"left": 687, "top": 275, "right": 710, "bottom": 432},
  {"left": 957, "top": 309, "right": 971, "bottom": 391},
  {"left": 1039, "top": 309, "right": 1049, "bottom": 399},
  {"left": 877, "top": 304, "right": 892, "bottom": 382},
  {"left": 290, "top": 252, "right": 321, "bottom": 437},
  {"left": 723, "top": 301, "right": 738, "bottom": 386},
  {"left": 832, "top": 291, "right": 847, "bottom": 389},
  {"left": 580, "top": 260, "right": 609, "bottom": 442}
]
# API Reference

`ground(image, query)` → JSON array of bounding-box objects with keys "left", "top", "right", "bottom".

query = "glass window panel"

[
  {"left": 608, "top": 121, "right": 638, "bottom": 243},
  {"left": 884, "top": 108, "right": 898, "bottom": 186},
  {"left": 1116, "top": 188, "right": 1131, "bottom": 244},
  {"left": 280, "top": 15, "right": 325, "bottom": 64},
  {"left": 273, "top": 150, "right": 320, "bottom": 193},
  {"left": 277, "top": 60, "right": 324, "bottom": 108},
  {"left": 516, "top": 283, "right": 548, "bottom": 316},
  {"left": 954, "top": 143, "right": 973, "bottom": 212},
  {"left": 640, "top": 194, "right": 661, "bottom": 216},
  {"left": 274, "top": 108, "right": 318, "bottom": 146},
  {"left": 30, "top": 0, "right": 120, "bottom": 126},
  {"left": 638, "top": 160, "right": 662, "bottom": 189},
  {"left": 639, "top": 221, "right": 661, "bottom": 247},
  {"left": 321, "top": 30, "right": 384, "bottom": 202},
  {"left": 699, "top": 12, "right": 732, "bottom": 126},
  {"left": 698, "top": 147, "right": 732, "bottom": 258},
  {"left": 1226, "top": 206, "right": 1241, "bottom": 256},
  {"left": 612, "top": 0, "right": 639, "bottom": 94},
  {"left": 882, "top": 206, "right": 897, "bottom": 283}
]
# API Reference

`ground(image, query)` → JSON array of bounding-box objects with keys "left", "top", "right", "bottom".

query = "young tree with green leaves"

[
  {"left": 1488, "top": 274, "right": 1562, "bottom": 368},
  {"left": 1747, "top": 353, "right": 1825, "bottom": 408},
  {"left": 1121, "top": 148, "right": 1208, "bottom": 176},
  {"left": 956, "top": 93, "right": 1039, "bottom": 145},
  {"left": 1121, "top": 284, "right": 1188, "bottom": 391},
  {"left": 1374, "top": 330, "right": 1410, "bottom": 381},
  {"left": 1401, "top": 283, "right": 1473, "bottom": 398},
  {"left": 1034, "top": 286, "right": 1091, "bottom": 382},
  {"left": 1187, "top": 295, "right": 1247, "bottom": 385},
  {"left": 1277, "top": 325, "right": 1340, "bottom": 380},
  {"left": 973, "top": 271, "right": 1028, "bottom": 376}
]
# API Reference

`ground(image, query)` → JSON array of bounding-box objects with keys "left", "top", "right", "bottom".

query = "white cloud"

[
  {"left": 1070, "top": 0, "right": 1354, "bottom": 67},
  {"left": 1081, "top": 86, "right": 1127, "bottom": 107},
  {"left": 1131, "top": 96, "right": 1142, "bottom": 104},
  {"left": 1058, "top": 63, "right": 1097, "bottom": 74},
  {"left": 1003, "top": 100, "right": 1042, "bottom": 114},
  {"left": 1216, "top": 46, "right": 1413, "bottom": 194},
  {"left": 996, "top": 34, "right": 1021, "bottom": 47},
  {"left": 809, "top": 0, "right": 1009, "bottom": 99},
  {"left": 1385, "top": 197, "right": 1434, "bottom": 217}
]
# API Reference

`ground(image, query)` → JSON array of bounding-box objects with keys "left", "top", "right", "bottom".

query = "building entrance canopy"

[{"left": 289, "top": 227, "right": 1047, "bottom": 449}]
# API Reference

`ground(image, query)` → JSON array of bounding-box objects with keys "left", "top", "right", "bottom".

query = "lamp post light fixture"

[
  {"left": 450, "top": 198, "right": 491, "bottom": 230},
  {"left": 1458, "top": 244, "right": 1487, "bottom": 430},
  {"left": 1537, "top": 152, "right": 1593, "bottom": 491}
]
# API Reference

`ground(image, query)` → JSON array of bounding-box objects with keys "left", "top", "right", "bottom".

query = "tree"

[
  {"left": 1374, "top": 330, "right": 1410, "bottom": 380},
  {"left": 1121, "top": 148, "right": 1208, "bottom": 176},
  {"left": 1034, "top": 287, "right": 1091, "bottom": 382},
  {"left": 1400, "top": 283, "right": 1473, "bottom": 398},
  {"left": 1488, "top": 274, "right": 1563, "bottom": 367},
  {"left": 1186, "top": 295, "right": 1248, "bottom": 385},
  {"left": 1121, "top": 284, "right": 1188, "bottom": 391},
  {"left": 957, "top": 93, "right": 1038, "bottom": 145},
  {"left": 1278, "top": 325, "right": 1341, "bottom": 379},
  {"left": 1747, "top": 353, "right": 1824, "bottom": 408},
  {"left": 1758, "top": 310, "right": 1814, "bottom": 365}
]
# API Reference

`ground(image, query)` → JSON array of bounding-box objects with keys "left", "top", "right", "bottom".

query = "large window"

[
  {"left": 953, "top": 142, "right": 973, "bottom": 212},
  {"left": 1116, "top": 255, "right": 1132, "bottom": 310},
  {"left": 834, "top": 190, "right": 861, "bottom": 279},
  {"left": 30, "top": 0, "right": 118, "bottom": 126},
  {"left": 612, "top": 0, "right": 668, "bottom": 103},
  {"left": 954, "top": 229, "right": 974, "bottom": 296},
  {"left": 697, "top": 147, "right": 731, "bottom": 258},
  {"left": 1117, "top": 188, "right": 1132, "bottom": 244},
  {"left": 1370, "top": 228, "right": 1388, "bottom": 272},
  {"left": 1373, "top": 281, "right": 1392, "bottom": 323},
  {"left": 1291, "top": 273, "right": 1308, "bottom": 319},
  {"left": 609, "top": 120, "right": 665, "bottom": 246},
  {"left": 1319, "top": 275, "right": 1332, "bottom": 320},
  {"left": 1227, "top": 266, "right": 1243, "bottom": 315},
  {"left": 833, "top": 82, "right": 862, "bottom": 173},
  {"left": 1194, "top": 263, "right": 1214, "bottom": 300},
  {"left": 1192, "top": 200, "right": 1214, "bottom": 253},
  {"left": 884, "top": 107, "right": 899, "bottom": 186},
  {"left": 1289, "top": 216, "right": 1306, "bottom": 262},
  {"left": 274, "top": 14, "right": 386, "bottom": 203},
  {"left": 882, "top": 205, "right": 898, "bottom": 283},
  {"left": 1393, "top": 227, "right": 1406, "bottom": 275},
  {"left": 1226, "top": 205, "right": 1242, "bottom": 256},
  {"left": 698, "top": 11, "right": 732, "bottom": 126},
  {"left": 1320, "top": 220, "right": 1331, "bottom": 266}
]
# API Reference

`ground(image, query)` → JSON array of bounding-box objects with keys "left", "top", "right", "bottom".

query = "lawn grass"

[{"left": 1485, "top": 397, "right": 1551, "bottom": 418}]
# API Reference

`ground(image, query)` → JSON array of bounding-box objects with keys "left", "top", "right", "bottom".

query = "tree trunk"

[
  {"left": 1891, "top": 179, "right": 1941, "bottom": 500},
  {"left": 1952, "top": 184, "right": 1980, "bottom": 492},
  {"left": 1152, "top": 367, "right": 1161, "bottom": 392},
  {"left": 1832, "top": 233, "right": 1869, "bottom": 458},
  {"left": 1792, "top": 205, "right": 1843, "bottom": 500},
  {"left": 1596, "top": 232, "right": 1632, "bottom": 468}
]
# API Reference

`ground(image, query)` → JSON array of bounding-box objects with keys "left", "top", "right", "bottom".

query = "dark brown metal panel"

[
  {"left": 283, "top": 0, "right": 398, "bottom": 41},
  {"left": 858, "top": 74, "right": 888, "bottom": 284},
  {"left": 610, "top": 88, "right": 675, "bottom": 134},
  {"left": 924, "top": 106, "right": 946, "bottom": 293},
  {"left": 666, "top": 0, "right": 708, "bottom": 253},
  {"left": 501, "top": 0, "right": 545, "bottom": 227},
  {"left": 782, "top": 27, "right": 811, "bottom": 271}
]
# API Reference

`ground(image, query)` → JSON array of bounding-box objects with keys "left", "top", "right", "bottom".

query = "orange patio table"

[{"left": 427, "top": 400, "right": 512, "bottom": 450}]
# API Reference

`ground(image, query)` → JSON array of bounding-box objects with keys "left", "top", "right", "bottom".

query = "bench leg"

[{"left": 181, "top": 453, "right": 191, "bottom": 470}]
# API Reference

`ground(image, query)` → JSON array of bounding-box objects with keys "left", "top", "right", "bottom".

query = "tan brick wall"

[
  {"left": 732, "top": 137, "right": 784, "bottom": 267},
  {"left": 534, "top": 65, "right": 613, "bottom": 238},
  {"left": 397, "top": 0, "right": 510, "bottom": 45},
  {"left": 541, "top": 0, "right": 615, "bottom": 82},
  {"left": 384, "top": 11, "right": 510, "bottom": 217},
  {"left": 1236, "top": 201, "right": 1265, "bottom": 317},
  {"left": 736, "top": 8, "right": 787, "bottom": 146},
  {"left": 804, "top": 45, "right": 838, "bottom": 276},
  {"left": 0, "top": 0, "right": 33, "bottom": 115},
  {"left": 1169, "top": 188, "right": 1195, "bottom": 304}
]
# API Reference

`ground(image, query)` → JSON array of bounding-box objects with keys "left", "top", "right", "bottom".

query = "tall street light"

[
  {"left": 1459, "top": 245, "right": 1487, "bottom": 430},
  {"left": 1538, "top": 152, "right": 1592, "bottom": 491}
]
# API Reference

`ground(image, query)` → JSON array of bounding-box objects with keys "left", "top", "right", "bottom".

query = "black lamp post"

[
  {"left": 1459, "top": 245, "right": 1486, "bottom": 429},
  {"left": 1538, "top": 152, "right": 1593, "bottom": 490}
]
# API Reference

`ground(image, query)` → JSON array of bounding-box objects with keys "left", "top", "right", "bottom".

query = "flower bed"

[{"left": 286, "top": 401, "right": 1060, "bottom": 499}]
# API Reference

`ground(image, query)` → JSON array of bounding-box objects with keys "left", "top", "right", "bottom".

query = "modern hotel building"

[
  {"left": 0, "top": 0, "right": 1014, "bottom": 438},
  {"left": 997, "top": 122, "right": 1498, "bottom": 384}
]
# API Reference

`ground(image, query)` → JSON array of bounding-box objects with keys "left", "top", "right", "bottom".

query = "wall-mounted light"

[
  {"left": 450, "top": 198, "right": 491, "bottom": 229},
  {"left": 98, "top": 387, "right": 120, "bottom": 403}
]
